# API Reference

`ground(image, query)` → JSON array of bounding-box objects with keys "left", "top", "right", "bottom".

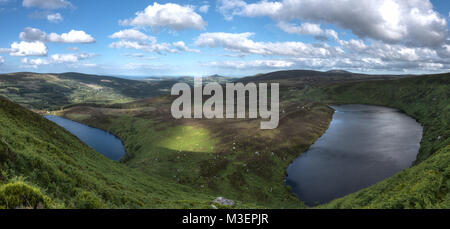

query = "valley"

[{"left": 0, "top": 70, "right": 448, "bottom": 209}]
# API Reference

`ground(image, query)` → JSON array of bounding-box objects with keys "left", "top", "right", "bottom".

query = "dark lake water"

[
  {"left": 286, "top": 104, "right": 423, "bottom": 206},
  {"left": 45, "top": 116, "right": 126, "bottom": 161}
]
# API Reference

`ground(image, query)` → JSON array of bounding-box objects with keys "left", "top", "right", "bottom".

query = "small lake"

[
  {"left": 286, "top": 104, "right": 423, "bottom": 206},
  {"left": 45, "top": 115, "right": 126, "bottom": 161}
]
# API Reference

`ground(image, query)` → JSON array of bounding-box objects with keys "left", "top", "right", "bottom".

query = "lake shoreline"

[
  {"left": 45, "top": 115, "right": 128, "bottom": 161},
  {"left": 286, "top": 104, "right": 423, "bottom": 206}
]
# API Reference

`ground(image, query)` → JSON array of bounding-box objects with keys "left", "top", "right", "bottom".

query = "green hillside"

[{"left": 0, "top": 96, "right": 241, "bottom": 209}]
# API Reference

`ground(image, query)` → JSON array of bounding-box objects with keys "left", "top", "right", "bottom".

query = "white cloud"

[
  {"left": 21, "top": 53, "right": 96, "bottom": 68},
  {"left": 194, "top": 29, "right": 450, "bottom": 73},
  {"left": 218, "top": 0, "right": 448, "bottom": 47},
  {"left": 419, "top": 62, "right": 444, "bottom": 70},
  {"left": 199, "top": 4, "right": 210, "bottom": 13},
  {"left": 47, "top": 13, "right": 63, "bottom": 23},
  {"left": 10, "top": 41, "right": 48, "bottom": 56},
  {"left": 109, "top": 29, "right": 156, "bottom": 42},
  {"left": 277, "top": 22, "right": 338, "bottom": 40},
  {"left": 119, "top": 2, "right": 206, "bottom": 31},
  {"left": 0, "top": 48, "right": 11, "bottom": 53},
  {"left": 172, "top": 41, "right": 200, "bottom": 53},
  {"left": 73, "top": 63, "right": 98, "bottom": 68},
  {"left": 206, "top": 49, "right": 449, "bottom": 72},
  {"left": 218, "top": 0, "right": 282, "bottom": 20},
  {"left": 122, "top": 62, "right": 171, "bottom": 71},
  {"left": 109, "top": 40, "right": 177, "bottom": 55},
  {"left": 195, "top": 32, "right": 341, "bottom": 57},
  {"left": 124, "top": 53, "right": 145, "bottom": 58},
  {"left": 47, "top": 30, "right": 95, "bottom": 43},
  {"left": 338, "top": 39, "right": 368, "bottom": 51},
  {"left": 123, "top": 53, "right": 158, "bottom": 60},
  {"left": 20, "top": 27, "right": 95, "bottom": 43},
  {"left": 66, "top": 46, "right": 79, "bottom": 51},
  {"left": 0, "top": 56, "right": 4, "bottom": 64},
  {"left": 109, "top": 31, "right": 198, "bottom": 55},
  {"left": 50, "top": 53, "right": 96, "bottom": 64},
  {"left": 22, "top": 0, "right": 72, "bottom": 9},
  {"left": 19, "top": 27, "right": 47, "bottom": 42},
  {"left": 21, "top": 57, "right": 50, "bottom": 68},
  {"left": 206, "top": 59, "right": 295, "bottom": 69}
]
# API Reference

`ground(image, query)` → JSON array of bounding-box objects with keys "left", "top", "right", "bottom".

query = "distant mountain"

[{"left": 326, "top": 69, "right": 352, "bottom": 74}]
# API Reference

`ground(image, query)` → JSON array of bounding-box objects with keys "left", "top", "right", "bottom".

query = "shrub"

[
  {"left": 228, "top": 171, "right": 246, "bottom": 190},
  {"left": 71, "top": 191, "right": 105, "bottom": 209},
  {"left": 0, "top": 181, "right": 52, "bottom": 209}
]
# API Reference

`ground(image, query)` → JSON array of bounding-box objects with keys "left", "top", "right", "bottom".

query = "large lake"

[
  {"left": 286, "top": 104, "right": 423, "bottom": 206},
  {"left": 45, "top": 115, "right": 126, "bottom": 161}
]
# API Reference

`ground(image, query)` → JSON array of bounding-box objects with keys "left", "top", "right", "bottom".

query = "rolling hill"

[{"left": 0, "top": 72, "right": 183, "bottom": 110}]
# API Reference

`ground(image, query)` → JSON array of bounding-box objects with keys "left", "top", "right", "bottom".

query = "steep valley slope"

[{"left": 0, "top": 96, "right": 252, "bottom": 209}]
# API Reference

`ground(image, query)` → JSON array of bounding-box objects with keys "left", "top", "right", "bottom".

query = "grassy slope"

[
  {"left": 303, "top": 74, "right": 450, "bottom": 208},
  {"left": 0, "top": 96, "right": 244, "bottom": 209}
]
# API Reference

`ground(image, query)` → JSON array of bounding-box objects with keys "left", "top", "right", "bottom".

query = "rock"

[
  {"left": 213, "top": 197, "right": 235, "bottom": 206},
  {"left": 211, "top": 204, "right": 218, "bottom": 209}
]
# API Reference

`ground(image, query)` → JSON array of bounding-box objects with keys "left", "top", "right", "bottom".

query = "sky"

[{"left": 0, "top": 0, "right": 449, "bottom": 77}]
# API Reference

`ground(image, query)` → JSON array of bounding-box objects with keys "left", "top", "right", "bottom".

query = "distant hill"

[
  {"left": 237, "top": 70, "right": 410, "bottom": 87},
  {"left": 326, "top": 70, "right": 352, "bottom": 74},
  {"left": 140, "top": 74, "right": 234, "bottom": 85},
  {"left": 0, "top": 72, "right": 180, "bottom": 110}
]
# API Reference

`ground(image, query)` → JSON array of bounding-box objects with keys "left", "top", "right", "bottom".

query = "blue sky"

[{"left": 0, "top": 0, "right": 449, "bottom": 77}]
